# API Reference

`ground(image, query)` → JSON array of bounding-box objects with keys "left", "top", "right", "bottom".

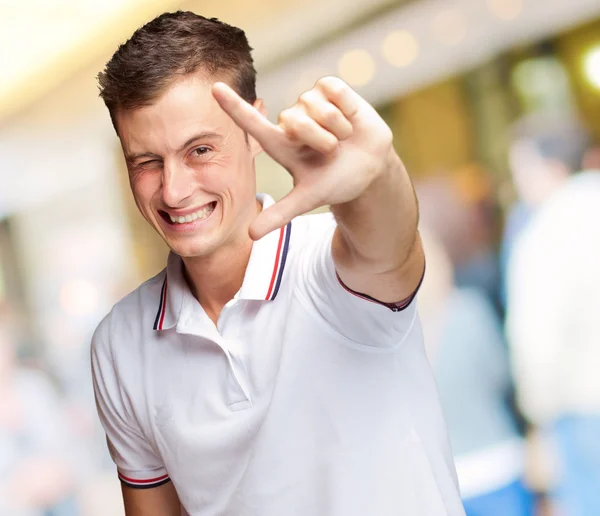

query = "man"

[
  {"left": 507, "top": 167, "right": 600, "bottom": 515},
  {"left": 91, "top": 11, "right": 463, "bottom": 516},
  {"left": 499, "top": 113, "right": 588, "bottom": 310}
]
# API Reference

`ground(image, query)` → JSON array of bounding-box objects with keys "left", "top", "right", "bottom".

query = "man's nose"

[{"left": 161, "top": 160, "right": 194, "bottom": 207}]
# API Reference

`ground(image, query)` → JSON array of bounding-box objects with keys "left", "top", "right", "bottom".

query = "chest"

[{"left": 131, "top": 298, "right": 450, "bottom": 513}]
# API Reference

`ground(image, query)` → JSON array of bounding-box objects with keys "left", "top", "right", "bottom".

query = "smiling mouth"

[{"left": 159, "top": 201, "right": 217, "bottom": 225}]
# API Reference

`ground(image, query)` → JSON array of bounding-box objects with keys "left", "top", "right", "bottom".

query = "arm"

[
  {"left": 212, "top": 77, "right": 423, "bottom": 303},
  {"left": 91, "top": 317, "right": 181, "bottom": 515},
  {"left": 331, "top": 151, "right": 423, "bottom": 303},
  {"left": 122, "top": 482, "right": 181, "bottom": 516}
]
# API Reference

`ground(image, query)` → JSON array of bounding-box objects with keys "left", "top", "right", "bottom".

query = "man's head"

[
  {"left": 98, "top": 12, "right": 264, "bottom": 259},
  {"left": 508, "top": 113, "right": 589, "bottom": 207},
  {"left": 99, "top": 11, "right": 257, "bottom": 131}
]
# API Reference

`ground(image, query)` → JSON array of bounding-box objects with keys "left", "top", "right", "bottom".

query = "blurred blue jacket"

[{"left": 429, "top": 287, "right": 525, "bottom": 499}]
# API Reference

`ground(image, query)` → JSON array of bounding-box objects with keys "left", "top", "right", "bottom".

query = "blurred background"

[{"left": 1, "top": 0, "right": 600, "bottom": 514}]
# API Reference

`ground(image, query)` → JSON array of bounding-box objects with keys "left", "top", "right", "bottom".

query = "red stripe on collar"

[
  {"left": 153, "top": 276, "right": 168, "bottom": 330},
  {"left": 265, "top": 226, "right": 285, "bottom": 300}
]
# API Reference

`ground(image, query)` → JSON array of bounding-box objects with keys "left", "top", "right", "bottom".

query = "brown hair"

[{"left": 98, "top": 11, "right": 257, "bottom": 131}]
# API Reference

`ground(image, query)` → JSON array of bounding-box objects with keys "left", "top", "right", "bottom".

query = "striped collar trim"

[
  {"left": 152, "top": 195, "right": 293, "bottom": 331},
  {"left": 263, "top": 222, "right": 292, "bottom": 301},
  {"left": 153, "top": 275, "right": 168, "bottom": 330}
]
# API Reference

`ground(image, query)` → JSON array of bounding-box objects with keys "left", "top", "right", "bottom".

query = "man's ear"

[{"left": 249, "top": 98, "right": 267, "bottom": 157}]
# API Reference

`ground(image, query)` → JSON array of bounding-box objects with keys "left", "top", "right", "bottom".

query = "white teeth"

[{"left": 168, "top": 203, "right": 215, "bottom": 225}]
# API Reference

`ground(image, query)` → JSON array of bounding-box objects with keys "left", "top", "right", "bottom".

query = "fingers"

[
  {"left": 298, "top": 89, "right": 353, "bottom": 141},
  {"left": 314, "top": 76, "right": 360, "bottom": 120},
  {"left": 278, "top": 80, "right": 358, "bottom": 155},
  {"left": 212, "top": 82, "right": 284, "bottom": 152},
  {"left": 249, "top": 187, "right": 319, "bottom": 240},
  {"left": 277, "top": 77, "right": 359, "bottom": 154},
  {"left": 278, "top": 108, "right": 339, "bottom": 155}
]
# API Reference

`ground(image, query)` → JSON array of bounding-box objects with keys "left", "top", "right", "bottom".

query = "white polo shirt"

[{"left": 91, "top": 195, "right": 463, "bottom": 516}]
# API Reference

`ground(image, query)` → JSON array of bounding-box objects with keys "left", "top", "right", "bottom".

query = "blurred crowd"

[
  {"left": 0, "top": 303, "right": 123, "bottom": 516},
  {"left": 417, "top": 111, "right": 600, "bottom": 516},
  {"left": 1, "top": 97, "right": 600, "bottom": 516}
]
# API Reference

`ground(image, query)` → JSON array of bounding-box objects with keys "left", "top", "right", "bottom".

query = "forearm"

[{"left": 331, "top": 149, "right": 419, "bottom": 274}]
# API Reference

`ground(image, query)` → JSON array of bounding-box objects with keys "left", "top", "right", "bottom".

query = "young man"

[{"left": 91, "top": 11, "right": 463, "bottom": 516}]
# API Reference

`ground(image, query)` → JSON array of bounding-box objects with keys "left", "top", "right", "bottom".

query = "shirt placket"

[{"left": 218, "top": 298, "right": 252, "bottom": 410}]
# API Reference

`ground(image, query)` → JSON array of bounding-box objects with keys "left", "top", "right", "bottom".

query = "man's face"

[
  {"left": 509, "top": 139, "right": 568, "bottom": 207},
  {"left": 116, "top": 73, "right": 263, "bottom": 259}
]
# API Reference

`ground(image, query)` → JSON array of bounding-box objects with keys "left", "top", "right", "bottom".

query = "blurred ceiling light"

[
  {"left": 285, "top": 67, "right": 331, "bottom": 105},
  {"left": 338, "top": 49, "right": 376, "bottom": 87},
  {"left": 0, "top": 0, "right": 179, "bottom": 120},
  {"left": 486, "top": 0, "right": 524, "bottom": 21},
  {"left": 583, "top": 45, "right": 600, "bottom": 90},
  {"left": 60, "top": 279, "right": 99, "bottom": 317},
  {"left": 432, "top": 9, "right": 467, "bottom": 46},
  {"left": 382, "top": 30, "right": 419, "bottom": 68}
]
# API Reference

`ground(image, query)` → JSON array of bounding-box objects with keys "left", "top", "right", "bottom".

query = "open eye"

[{"left": 191, "top": 146, "right": 211, "bottom": 157}]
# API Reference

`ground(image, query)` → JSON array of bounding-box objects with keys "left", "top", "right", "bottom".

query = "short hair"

[
  {"left": 98, "top": 11, "right": 257, "bottom": 131},
  {"left": 510, "top": 112, "right": 590, "bottom": 172}
]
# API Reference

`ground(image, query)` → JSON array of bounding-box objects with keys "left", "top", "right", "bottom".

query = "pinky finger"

[{"left": 316, "top": 76, "right": 360, "bottom": 120}]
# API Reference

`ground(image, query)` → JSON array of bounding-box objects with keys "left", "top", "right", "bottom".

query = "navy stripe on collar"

[
  {"left": 265, "top": 222, "right": 292, "bottom": 301},
  {"left": 153, "top": 276, "right": 168, "bottom": 330},
  {"left": 270, "top": 222, "right": 292, "bottom": 300}
]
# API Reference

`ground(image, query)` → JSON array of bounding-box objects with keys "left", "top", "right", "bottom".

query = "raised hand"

[{"left": 212, "top": 77, "right": 396, "bottom": 240}]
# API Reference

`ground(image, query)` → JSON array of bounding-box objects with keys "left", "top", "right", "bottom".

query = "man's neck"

[
  {"left": 181, "top": 199, "right": 262, "bottom": 325},
  {"left": 182, "top": 237, "right": 254, "bottom": 325}
]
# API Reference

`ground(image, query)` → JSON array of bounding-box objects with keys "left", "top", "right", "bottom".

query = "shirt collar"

[{"left": 152, "top": 194, "right": 292, "bottom": 331}]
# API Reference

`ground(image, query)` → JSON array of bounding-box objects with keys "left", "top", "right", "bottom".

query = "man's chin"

[{"left": 165, "top": 237, "right": 218, "bottom": 259}]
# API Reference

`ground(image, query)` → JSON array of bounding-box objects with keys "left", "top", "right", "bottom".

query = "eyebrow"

[{"left": 125, "top": 132, "right": 224, "bottom": 164}]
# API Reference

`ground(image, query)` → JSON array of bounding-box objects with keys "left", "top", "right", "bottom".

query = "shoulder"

[
  {"left": 439, "top": 288, "right": 503, "bottom": 355},
  {"left": 288, "top": 211, "right": 336, "bottom": 252},
  {"left": 516, "top": 172, "right": 600, "bottom": 262},
  {"left": 447, "top": 288, "right": 498, "bottom": 327},
  {"left": 292, "top": 210, "right": 335, "bottom": 232},
  {"left": 449, "top": 286, "right": 492, "bottom": 311},
  {"left": 91, "top": 270, "right": 166, "bottom": 357}
]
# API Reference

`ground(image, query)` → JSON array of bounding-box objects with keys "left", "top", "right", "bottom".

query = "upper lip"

[{"left": 159, "top": 201, "right": 216, "bottom": 218}]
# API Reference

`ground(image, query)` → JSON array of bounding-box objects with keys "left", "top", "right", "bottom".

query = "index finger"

[{"left": 212, "top": 82, "right": 282, "bottom": 147}]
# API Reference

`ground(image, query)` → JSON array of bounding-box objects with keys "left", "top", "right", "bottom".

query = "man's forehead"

[{"left": 117, "top": 77, "right": 234, "bottom": 154}]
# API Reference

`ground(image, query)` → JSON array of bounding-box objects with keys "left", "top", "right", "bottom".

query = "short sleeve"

[
  {"left": 91, "top": 316, "right": 171, "bottom": 489},
  {"left": 298, "top": 214, "right": 421, "bottom": 348}
]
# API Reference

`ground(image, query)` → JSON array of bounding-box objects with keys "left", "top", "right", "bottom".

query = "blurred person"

[
  {"left": 418, "top": 227, "right": 534, "bottom": 515},
  {"left": 416, "top": 171, "right": 502, "bottom": 315},
  {"left": 499, "top": 113, "right": 589, "bottom": 309},
  {"left": 453, "top": 165, "right": 503, "bottom": 315},
  {"left": 91, "top": 11, "right": 463, "bottom": 516},
  {"left": 506, "top": 168, "right": 600, "bottom": 515},
  {"left": 0, "top": 306, "right": 79, "bottom": 516}
]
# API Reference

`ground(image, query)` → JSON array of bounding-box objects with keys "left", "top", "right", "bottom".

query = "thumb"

[{"left": 250, "top": 187, "right": 319, "bottom": 240}]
